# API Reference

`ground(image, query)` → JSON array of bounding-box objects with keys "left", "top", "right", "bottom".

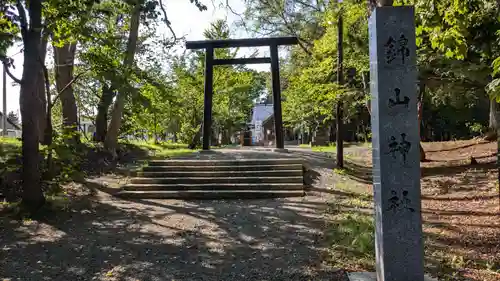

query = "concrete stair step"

[
  {"left": 147, "top": 158, "right": 303, "bottom": 167},
  {"left": 130, "top": 176, "right": 303, "bottom": 184},
  {"left": 123, "top": 183, "right": 304, "bottom": 191},
  {"left": 142, "top": 164, "right": 303, "bottom": 172},
  {"left": 136, "top": 170, "right": 303, "bottom": 178},
  {"left": 115, "top": 189, "right": 305, "bottom": 199}
]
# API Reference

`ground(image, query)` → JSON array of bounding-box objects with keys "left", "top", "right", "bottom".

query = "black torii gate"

[{"left": 185, "top": 36, "right": 299, "bottom": 150}]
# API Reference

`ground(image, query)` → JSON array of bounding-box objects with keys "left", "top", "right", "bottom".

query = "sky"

[{"left": 0, "top": 0, "right": 273, "bottom": 116}]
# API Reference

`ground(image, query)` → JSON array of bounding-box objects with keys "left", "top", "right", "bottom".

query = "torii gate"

[{"left": 185, "top": 36, "right": 299, "bottom": 150}]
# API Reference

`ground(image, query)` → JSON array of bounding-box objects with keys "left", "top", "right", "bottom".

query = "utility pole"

[
  {"left": 336, "top": 0, "right": 344, "bottom": 168},
  {"left": 2, "top": 63, "right": 7, "bottom": 137}
]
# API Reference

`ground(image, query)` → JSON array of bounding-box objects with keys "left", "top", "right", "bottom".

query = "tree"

[
  {"left": 104, "top": 1, "right": 142, "bottom": 154},
  {"left": 77, "top": 0, "right": 131, "bottom": 142},
  {"left": 104, "top": 0, "right": 208, "bottom": 154},
  {"left": 224, "top": 0, "right": 327, "bottom": 54},
  {"left": 405, "top": 0, "right": 500, "bottom": 139},
  {"left": 1, "top": 0, "right": 46, "bottom": 211}
]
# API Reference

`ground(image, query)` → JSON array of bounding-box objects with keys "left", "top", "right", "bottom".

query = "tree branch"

[
  {"left": 41, "top": 59, "right": 51, "bottom": 110},
  {"left": 51, "top": 72, "right": 88, "bottom": 108},
  {"left": 158, "top": 0, "right": 178, "bottom": 47},
  {"left": 221, "top": 0, "right": 251, "bottom": 33},
  {"left": 1, "top": 57, "right": 22, "bottom": 84},
  {"left": 15, "top": 0, "right": 28, "bottom": 40},
  {"left": 294, "top": 0, "right": 322, "bottom": 12}
]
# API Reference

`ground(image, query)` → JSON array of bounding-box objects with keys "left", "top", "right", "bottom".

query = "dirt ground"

[
  {"left": 1, "top": 148, "right": 347, "bottom": 281},
  {"left": 0, "top": 140, "right": 498, "bottom": 281},
  {"left": 335, "top": 139, "right": 499, "bottom": 281}
]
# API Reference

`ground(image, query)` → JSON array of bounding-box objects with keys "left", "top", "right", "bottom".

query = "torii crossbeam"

[{"left": 186, "top": 36, "right": 299, "bottom": 150}]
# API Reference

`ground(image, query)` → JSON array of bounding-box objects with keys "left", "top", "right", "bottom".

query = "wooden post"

[
  {"left": 336, "top": 3, "right": 344, "bottom": 168},
  {"left": 270, "top": 44, "right": 284, "bottom": 149},
  {"left": 202, "top": 47, "right": 214, "bottom": 150},
  {"left": 2, "top": 64, "right": 6, "bottom": 136}
]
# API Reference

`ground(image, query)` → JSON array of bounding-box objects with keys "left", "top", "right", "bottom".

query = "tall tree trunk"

[
  {"left": 93, "top": 84, "right": 115, "bottom": 142},
  {"left": 418, "top": 83, "right": 426, "bottom": 161},
  {"left": 104, "top": 3, "right": 141, "bottom": 154},
  {"left": 37, "top": 36, "right": 48, "bottom": 144},
  {"left": 486, "top": 99, "right": 498, "bottom": 141},
  {"left": 189, "top": 125, "right": 202, "bottom": 149},
  {"left": 54, "top": 42, "right": 78, "bottom": 138},
  {"left": 19, "top": 0, "right": 46, "bottom": 212}
]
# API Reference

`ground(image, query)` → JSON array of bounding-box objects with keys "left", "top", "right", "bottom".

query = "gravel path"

[{"left": 0, "top": 148, "right": 349, "bottom": 281}]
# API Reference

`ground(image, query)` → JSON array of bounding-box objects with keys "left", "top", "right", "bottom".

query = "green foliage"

[
  {"left": 122, "top": 18, "right": 266, "bottom": 144},
  {"left": 0, "top": 3, "right": 20, "bottom": 57},
  {"left": 41, "top": 130, "right": 87, "bottom": 194},
  {"left": 281, "top": 0, "right": 369, "bottom": 133},
  {"left": 256, "top": 0, "right": 499, "bottom": 140}
]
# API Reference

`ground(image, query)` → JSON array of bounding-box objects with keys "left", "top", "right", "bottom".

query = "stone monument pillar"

[{"left": 369, "top": 6, "right": 424, "bottom": 281}]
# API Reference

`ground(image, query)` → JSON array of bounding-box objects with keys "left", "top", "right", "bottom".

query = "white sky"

[{"left": 1, "top": 0, "right": 273, "bottom": 115}]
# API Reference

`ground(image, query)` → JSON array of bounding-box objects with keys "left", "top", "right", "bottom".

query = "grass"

[
  {"left": 124, "top": 140, "right": 189, "bottom": 150},
  {"left": 0, "top": 137, "right": 21, "bottom": 146},
  {"left": 0, "top": 137, "right": 194, "bottom": 167},
  {"left": 123, "top": 140, "right": 194, "bottom": 158},
  {"left": 309, "top": 142, "right": 371, "bottom": 153},
  {"left": 326, "top": 209, "right": 375, "bottom": 271},
  {"left": 312, "top": 144, "right": 337, "bottom": 152},
  {"left": 0, "top": 137, "right": 195, "bottom": 204},
  {"left": 0, "top": 137, "right": 21, "bottom": 158},
  {"left": 324, "top": 140, "right": 499, "bottom": 281},
  {"left": 0, "top": 137, "right": 22, "bottom": 175}
]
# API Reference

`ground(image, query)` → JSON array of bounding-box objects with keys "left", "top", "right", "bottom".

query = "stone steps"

[
  {"left": 122, "top": 183, "right": 304, "bottom": 191},
  {"left": 142, "top": 164, "right": 303, "bottom": 172},
  {"left": 118, "top": 158, "right": 305, "bottom": 199},
  {"left": 137, "top": 170, "right": 303, "bottom": 177},
  {"left": 129, "top": 176, "right": 303, "bottom": 184},
  {"left": 116, "top": 190, "right": 305, "bottom": 199},
  {"left": 147, "top": 159, "right": 303, "bottom": 166}
]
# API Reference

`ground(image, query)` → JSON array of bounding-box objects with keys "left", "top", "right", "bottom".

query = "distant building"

[
  {"left": 250, "top": 103, "right": 274, "bottom": 145},
  {"left": 79, "top": 118, "right": 95, "bottom": 135},
  {"left": 0, "top": 111, "right": 21, "bottom": 138}
]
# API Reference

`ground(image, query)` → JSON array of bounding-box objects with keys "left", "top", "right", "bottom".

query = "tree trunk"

[
  {"left": 486, "top": 99, "right": 498, "bottom": 141},
  {"left": 418, "top": 83, "right": 426, "bottom": 161},
  {"left": 189, "top": 125, "right": 202, "bottom": 149},
  {"left": 42, "top": 63, "right": 54, "bottom": 180},
  {"left": 19, "top": 0, "right": 46, "bottom": 212},
  {"left": 104, "top": 3, "right": 141, "bottom": 154},
  {"left": 37, "top": 36, "right": 48, "bottom": 144},
  {"left": 54, "top": 42, "right": 78, "bottom": 138},
  {"left": 93, "top": 84, "right": 115, "bottom": 142}
]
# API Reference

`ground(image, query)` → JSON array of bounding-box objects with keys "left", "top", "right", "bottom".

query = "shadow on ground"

[
  {"left": 325, "top": 196, "right": 500, "bottom": 281},
  {"left": 340, "top": 158, "right": 496, "bottom": 185},
  {"left": 0, "top": 189, "right": 346, "bottom": 281}
]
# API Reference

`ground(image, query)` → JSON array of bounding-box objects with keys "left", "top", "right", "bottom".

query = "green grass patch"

[
  {"left": 122, "top": 140, "right": 194, "bottom": 158},
  {"left": 326, "top": 210, "right": 375, "bottom": 271},
  {"left": 333, "top": 168, "right": 346, "bottom": 175},
  {"left": 0, "top": 137, "right": 21, "bottom": 172},
  {"left": 0, "top": 137, "right": 21, "bottom": 146},
  {"left": 325, "top": 171, "right": 375, "bottom": 271},
  {"left": 125, "top": 140, "right": 189, "bottom": 150},
  {"left": 311, "top": 144, "right": 336, "bottom": 152}
]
